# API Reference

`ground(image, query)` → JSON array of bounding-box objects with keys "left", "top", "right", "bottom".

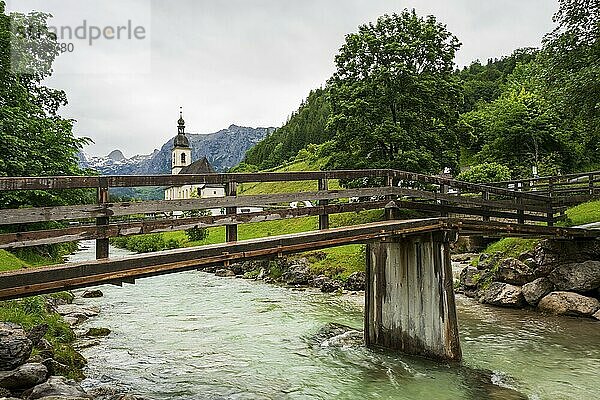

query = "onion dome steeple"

[{"left": 174, "top": 107, "right": 190, "bottom": 148}]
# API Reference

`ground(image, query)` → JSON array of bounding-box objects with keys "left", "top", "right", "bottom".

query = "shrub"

[{"left": 457, "top": 162, "right": 511, "bottom": 184}]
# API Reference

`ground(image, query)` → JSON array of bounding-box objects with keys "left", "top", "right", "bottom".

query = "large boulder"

[
  {"left": 313, "top": 276, "right": 341, "bottom": 293},
  {"left": 479, "top": 283, "right": 525, "bottom": 308},
  {"left": 281, "top": 264, "right": 311, "bottom": 286},
  {"left": 538, "top": 291, "right": 600, "bottom": 317},
  {"left": 0, "top": 363, "right": 47, "bottom": 390},
  {"left": 495, "top": 258, "right": 535, "bottom": 286},
  {"left": 343, "top": 272, "right": 365, "bottom": 291},
  {"left": 460, "top": 266, "right": 480, "bottom": 288},
  {"left": 26, "top": 376, "right": 91, "bottom": 399},
  {"left": 522, "top": 278, "right": 554, "bottom": 306},
  {"left": 0, "top": 323, "right": 33, "bottom": 371},
  {"left": 548, "top": 261, "right": 600, "bottom": 293}
]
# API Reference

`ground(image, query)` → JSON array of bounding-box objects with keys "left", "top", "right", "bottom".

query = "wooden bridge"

[{"left": 0, "top": 169, "right": 598, "bottom": 362}]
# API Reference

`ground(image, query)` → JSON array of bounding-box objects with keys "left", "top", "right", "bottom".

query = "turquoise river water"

[{"left": 68, "top": 243, "right": 600, "bottom": 400}]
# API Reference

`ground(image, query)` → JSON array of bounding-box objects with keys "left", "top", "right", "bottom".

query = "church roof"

[
  {"left": 178, "top": 157, "right": 216, "bottom": 174},
  {"left": 174, "top": 134, "right": 190, "bottom": 148}
]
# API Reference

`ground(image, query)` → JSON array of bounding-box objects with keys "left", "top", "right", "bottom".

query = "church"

[{"left": 164, "top": 109, "right": 226, "bottom": 201}]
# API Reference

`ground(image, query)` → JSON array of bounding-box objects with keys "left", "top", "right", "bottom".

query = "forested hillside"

[
  {"left": 243, "top": 1, "right": 599, "bottom": 181},
  {"left": 243, "top": 88, "right": 331, "bottom": 170}
]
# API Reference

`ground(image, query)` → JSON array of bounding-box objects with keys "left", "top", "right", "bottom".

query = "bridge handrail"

[
  {"left": 0, "top": 169, "right": 561, "bottom": 255},
  {"left": 0, "top": 169, "right": 548, "bottom": 201},
  {"left": 487, "top": 170, "right": 600, "bottom": 186}
]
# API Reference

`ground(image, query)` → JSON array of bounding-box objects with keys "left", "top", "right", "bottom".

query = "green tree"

[
  {"left": 541, "top": 0, "right": 600, "bottom": 167},
  {"left": 0, "top": 2, "right": 91, "bottom": 210},
  {"left": 244, "top": 88, "right": 331, "bottom": 169},
  {"left": 460, "top": 87, "right": 579, "bottom": 178},
  {"left": 326, "top": 10, "right": 462, "bottom": 174}
]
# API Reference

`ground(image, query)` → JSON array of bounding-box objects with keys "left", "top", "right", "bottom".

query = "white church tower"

[{"left": 171, "top": 107, "right": 192, "bottom": 175}]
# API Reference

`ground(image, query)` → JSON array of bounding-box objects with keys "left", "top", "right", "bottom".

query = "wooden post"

[
  {"left": 548, "top": 178, "right": 554, "bottom": 199},
  {"left": 482, "top": 190, "right": 490, "bottom": 222},
  {"left": 226, "top": 181, "right": 238, "bottom": 242},
  {"left": 385, "top": 174, "right": 396, "bottom": 220},
  {"left": 96, "top": 177, "right": 109, "bottom": 260},
  {"left": 517, "top": 197, "right": 525, "bottom": 224},
  {"left": 547, "top": 200, "right": 555, "bottom": 227},
  {"left": 318, "top": 178, "right": 329, "bottom": 230},
  {"left": 365, "top": 232, "right": 461, "bottom": 362},
  {"left": 590, "top": 173, "right": 594, "bottom": 196},
  {"left": 440, "top": 183, "right": 449, "bottom": 217}
]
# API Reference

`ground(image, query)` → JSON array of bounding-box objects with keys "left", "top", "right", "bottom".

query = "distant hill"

[{"left": 79, "top": 124, "right": 274, "bottom": 175}]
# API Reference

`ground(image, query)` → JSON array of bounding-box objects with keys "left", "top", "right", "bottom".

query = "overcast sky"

[{"left": 7, "top": 0, "right": 558, "bottom": 157}]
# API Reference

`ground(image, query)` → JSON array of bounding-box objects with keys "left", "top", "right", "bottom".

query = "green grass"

[
  {"left": 560, "top": 200, "right": 600, "bottom": 227},
  {"left": 238, "top": 158, "right": 342, "bottom": 195},
  {"left": 472, "top": 237, "right": 540, "bottom": 269},
  {"left": 0, "top": 249, "right": 30, "bottom": 272},
  {"left": 482, "top": 237, "right": 540, "bottom": 256},
  {"left": 301, "top": 245, "right": 366, "bottom": 280}
]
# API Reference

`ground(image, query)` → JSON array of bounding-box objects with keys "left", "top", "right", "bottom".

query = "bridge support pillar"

[{"left": 365, "top": 231, "right": 461, "bottom": 362}]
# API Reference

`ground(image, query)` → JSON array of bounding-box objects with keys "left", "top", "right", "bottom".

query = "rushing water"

[{"left": 67, "top": 242, "right": 600, "bottom": 400}]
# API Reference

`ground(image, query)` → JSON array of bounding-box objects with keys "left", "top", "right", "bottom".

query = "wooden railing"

[
  {"left": 488, "top": 170, "right": 600, "bottom": 205},
  {"left": 0, "top": 170, "right": 557, "bottom": 259}
]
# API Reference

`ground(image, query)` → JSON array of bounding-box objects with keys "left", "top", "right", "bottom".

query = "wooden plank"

[
  {"left": 391, "top": 187, "right": 550, "bottom": 212},
  {"left": 0, "top": 187, "right": 396, "bottom": 225},
  {"left": 0, "top": 170, "right": 393, "bottom": 191},
  {"left": 0, "top": 218, "right": 449, "bottom": 300}
]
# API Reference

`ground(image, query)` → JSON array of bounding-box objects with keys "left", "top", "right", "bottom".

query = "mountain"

[{"left": 79, "top": 124, "right": 273, "bottom": 175}]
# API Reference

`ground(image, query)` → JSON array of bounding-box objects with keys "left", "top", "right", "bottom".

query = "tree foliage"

[
  {"left": 0, "top": 2, "right": 91, "bottom": 209},
  {"left": 325, "top": 10, "right": 462, "bottom": 174}
]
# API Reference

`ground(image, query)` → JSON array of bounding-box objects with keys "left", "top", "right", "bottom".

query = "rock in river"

[
  {"left": 538, "top": 291, "right": 600, "bottom": 317},
  {"left": 0, "top": 323, "right": 32, "bottom": 371},
  {"left": 522, "top": 278, "right": 554, "bottom": 306},
  {"left": 495, "top": 258, "right": 535, "bottom": 286},
  {"left": 343, "top": 272, "right": 365, "bottom": 291},
  {"left": 479, "top": 282, "right": 525, "bottom": 308},
  {"left": 81, "top": 289, "right": 104, "bottom": 298},
  {"left": 548, "top": 261, "right": 600, "bottom": 293},
  {"left": 26, "top": 376, "right": 92, "bottom": 399},
  {"left": 0, "top": 363, "right": 47, "bottom": 390}
]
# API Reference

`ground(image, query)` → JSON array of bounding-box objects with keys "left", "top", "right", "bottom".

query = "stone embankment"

[
  {"left": 0, "top": 292, "right": 143, "bottom": 400},
  {"left": 458, "top": 239, "right": 600, "bottom": 320}
]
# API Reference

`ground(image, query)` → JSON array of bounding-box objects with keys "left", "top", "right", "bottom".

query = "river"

[{"left": 67, "top": 242, "right": 600, "bottom": 400}]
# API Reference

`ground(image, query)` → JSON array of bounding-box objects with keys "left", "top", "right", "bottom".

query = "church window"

[{"left": 181, "top": 153, "right": 186, "bottom": 164}]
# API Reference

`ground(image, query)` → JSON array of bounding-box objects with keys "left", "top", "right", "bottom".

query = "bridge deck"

[{"left": 1, "top": 218, "right": 597, "bottom": 301}]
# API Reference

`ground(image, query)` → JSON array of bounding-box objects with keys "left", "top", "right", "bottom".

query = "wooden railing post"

[
  {"left": 385, "top": 174, "right": 396, "bottom": 220},
  {"left": 548, "top": 178, "right": 554, "bottom": 199},
  {"left": 517, "top": 196, "right": 525, "bottom": 224},
  {"left": 96, "top": 177, "right": 110, "bottom": 260},
  {"left": 482, "top": 190, "right": 490, "bottom": 222},
  {"left": 226, "top": 181, "right": 238, "bottom": 242},
  {"left": 589, "top": 173, "right": 594, "bottom": 196},
  {"left": 440, "top": 183, "right": 449, "bottom": 218},
  {"left": 547, "top": 200, "right": 555, "bottom": 227},
  {"left": 318, "top": 178, "right": 329, "bottom": 230}
]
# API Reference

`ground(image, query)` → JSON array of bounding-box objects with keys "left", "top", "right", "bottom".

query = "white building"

[{"left": 164, "top": 109, "right": 225, "bottom": 201}]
